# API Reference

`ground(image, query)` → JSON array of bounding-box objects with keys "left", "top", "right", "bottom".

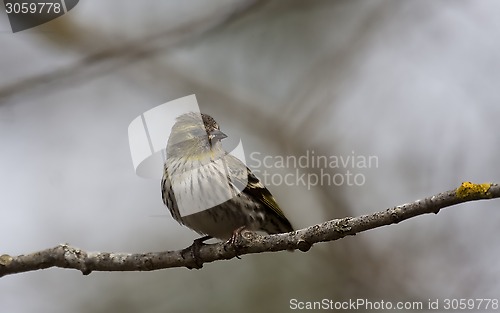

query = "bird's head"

[{"left": 166, "top": 112, "right": 227, "bottom": 160}]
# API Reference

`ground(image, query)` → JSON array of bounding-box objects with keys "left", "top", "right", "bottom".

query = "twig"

[
  {"left": 1, "top": 182, "right": 498, "bottom": 277},
  {"left": 0, "top": 0, "right": 267, "bottom": 102}
]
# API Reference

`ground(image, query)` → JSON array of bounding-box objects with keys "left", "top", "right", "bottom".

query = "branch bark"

[{"left": 1, "top": 182, "right": 498, "bottom": 277}]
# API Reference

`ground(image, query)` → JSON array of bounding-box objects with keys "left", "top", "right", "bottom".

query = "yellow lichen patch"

[
  {"left": 0, "top": 254, "right": 13, "bottom": 266},
  {"left": 456, "top": 182, "right": 492, "bottom": 199}
]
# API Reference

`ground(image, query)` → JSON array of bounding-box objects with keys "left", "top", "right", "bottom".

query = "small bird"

[{"left": 161, "top": 112, "right": 293, "bottom": 243}]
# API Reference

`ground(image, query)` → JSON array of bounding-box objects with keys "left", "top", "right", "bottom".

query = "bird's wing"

[
  {"left": 224, "top": 153, "right": 292, "bottom": 228},
  {"left": 161, "top": 165, "right": 182, "bottom": 222}
]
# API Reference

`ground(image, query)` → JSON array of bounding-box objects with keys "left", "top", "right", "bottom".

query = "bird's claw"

[
  {"left": 225, "top": 226, "right": 247, "bottom": 259},
  {"left": 181, "top": 235, "right": 211, "bottom": 269}
]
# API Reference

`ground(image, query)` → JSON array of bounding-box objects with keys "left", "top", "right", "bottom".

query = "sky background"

[{"left": 1, "top": 1, "right": 500, "bottom": 312}]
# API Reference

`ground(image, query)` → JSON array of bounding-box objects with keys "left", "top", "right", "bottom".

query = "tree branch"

[{"left": 1, "top": 182, "right": 498, "bottom": 277}]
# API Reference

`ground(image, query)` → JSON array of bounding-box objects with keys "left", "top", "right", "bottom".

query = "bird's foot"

[
  {"left": 225, "top": 226, "right": 247, "bottom": 259},
  {"left": 181, "top": 235, "right": 212, "bottom": 269}
]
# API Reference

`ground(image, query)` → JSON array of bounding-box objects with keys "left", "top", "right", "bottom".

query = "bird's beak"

[{"left": 209, "top": 129, "right": 227, "bottom": 141}]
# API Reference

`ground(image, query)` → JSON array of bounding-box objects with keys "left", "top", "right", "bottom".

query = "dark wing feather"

[
  {"left": 161, "top": 165, "right": 182, "bottom": 222},
  {"left": 224, "top": 154, "right": 293, "bottom": 232}
]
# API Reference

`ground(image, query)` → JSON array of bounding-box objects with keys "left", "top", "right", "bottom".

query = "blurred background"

[{"left": 1, "top": 0, "right": 500, "bottom": 312}]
